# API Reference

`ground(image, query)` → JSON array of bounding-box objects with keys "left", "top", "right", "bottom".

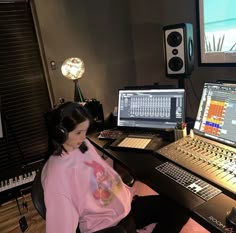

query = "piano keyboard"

[
  {"left": 0, "top": 159, "right": 44, "bottom": 204},
  {"left": 0, "top": 170, "right": 37, "bottom": 193}
]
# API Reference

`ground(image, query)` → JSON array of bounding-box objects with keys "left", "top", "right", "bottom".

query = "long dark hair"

[{"left": 45, "top": 101, "right": 93, "bottom": 157}]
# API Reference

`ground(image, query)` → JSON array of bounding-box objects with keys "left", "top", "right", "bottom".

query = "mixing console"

[{"left": 156, "top": 135, "right": 236, "bottom": 198}]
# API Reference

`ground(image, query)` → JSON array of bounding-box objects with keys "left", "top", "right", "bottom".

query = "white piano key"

[{"left": 0, "top": 169, "right": 37, "bottom": 193}]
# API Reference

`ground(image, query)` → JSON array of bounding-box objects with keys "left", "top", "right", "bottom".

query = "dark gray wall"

[
  {"left": 130, "top": 0, "right": 236, "bottom": 118},
  {"left": 31, "top": 0, "right": 136, "bottom": 116},
  {"left": 32, "top": 0, "right": 236, "bottom": 119}
]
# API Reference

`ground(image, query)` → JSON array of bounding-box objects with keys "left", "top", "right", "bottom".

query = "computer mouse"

[{"left": 226, "top": 207, "right": 236, "bottom": 226}]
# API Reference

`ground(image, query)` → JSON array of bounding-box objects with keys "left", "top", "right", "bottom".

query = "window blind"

[{"left": 0, "top": 1, "right": 51, "bottom": 174}]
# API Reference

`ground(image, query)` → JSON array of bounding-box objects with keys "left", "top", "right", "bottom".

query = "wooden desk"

[{"left": 87, "top": 132, "right": 236, "bottom": 233}]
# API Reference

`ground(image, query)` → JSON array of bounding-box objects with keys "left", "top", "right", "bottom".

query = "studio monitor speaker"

[{"left": 163, "top": 23, "right": 194, "bottom": 78}]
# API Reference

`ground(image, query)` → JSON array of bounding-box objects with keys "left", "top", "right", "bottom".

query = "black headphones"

[
  {"left": 53, "top": 123, "right": 68, "bottom": 145},
  {"left": 51, "top": 102, "right": 78, "bottom": 145}
]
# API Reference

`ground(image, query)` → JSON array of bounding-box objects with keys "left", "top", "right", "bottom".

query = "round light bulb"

[{"left": 61, "top": 57, "right": 85, "bottom": 80}]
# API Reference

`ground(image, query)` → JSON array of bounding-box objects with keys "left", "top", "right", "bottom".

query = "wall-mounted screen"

[{"left": 198, "top": 0, "right": 236, "bottom": 65}]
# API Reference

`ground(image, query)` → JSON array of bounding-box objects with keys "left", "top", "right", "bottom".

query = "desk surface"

[{"left": 87, "top": 132, "right": 236, "bottom": 233}]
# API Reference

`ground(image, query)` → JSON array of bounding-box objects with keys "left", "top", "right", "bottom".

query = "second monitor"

[{"left": 117, "top": 88, "right": 185, "bottom": 130}]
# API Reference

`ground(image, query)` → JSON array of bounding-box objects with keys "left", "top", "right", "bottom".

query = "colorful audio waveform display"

[{"left": 203, "top": 100, "right": 225, "bottom": 136}]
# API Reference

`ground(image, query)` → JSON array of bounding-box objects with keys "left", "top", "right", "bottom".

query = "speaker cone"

[
  {"left": 168, "top": 57, "right": 183, "bottom": 71},
  {"left": 167, "top": 32, "right": 182, "bottom": 47}
]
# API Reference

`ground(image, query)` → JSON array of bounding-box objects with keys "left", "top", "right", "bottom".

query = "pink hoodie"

[{"left": 41, "top": 139, "right": 133, "bottom": 233}]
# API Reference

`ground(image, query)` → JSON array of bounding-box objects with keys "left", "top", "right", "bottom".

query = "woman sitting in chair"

[{"left": 42, "top": 101, "right": 189, "bottom": 233}]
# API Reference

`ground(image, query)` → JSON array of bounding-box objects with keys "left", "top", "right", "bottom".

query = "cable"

[
  {"left": 185, "top": 81, "right": 195, "bottom": 117},
  {"left": 16, "top": 196, "right": 22, "bottom": 216},
  {"left": 188, "top": 78, "right": 200, "bottom": 103},
  {"left": 16, "top": 192, "right": 29, "bottom": 232},
  {"left": 4, "top": 112, "right": 27, "bottom": 165}
]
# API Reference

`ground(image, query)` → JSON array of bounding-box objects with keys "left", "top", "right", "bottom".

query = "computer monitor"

[
  {"left": 194, "top": 82, "right": 236, "bottom": 147},
  {"left": 117, "top": 89, "right": 185, "bottom": 130}
]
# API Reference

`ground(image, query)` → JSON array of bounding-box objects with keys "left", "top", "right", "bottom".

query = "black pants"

[{"left": 118, "top": 195, "right": 189, "bottom": 233}]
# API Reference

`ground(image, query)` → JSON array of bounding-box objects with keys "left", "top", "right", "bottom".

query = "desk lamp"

[{"left": 61, "top": 57, "right": 85, "bottom": 102}]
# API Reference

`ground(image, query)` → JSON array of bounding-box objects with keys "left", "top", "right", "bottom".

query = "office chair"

[{"left": 31, "top": 168, "right": 134, "bottom": 233}]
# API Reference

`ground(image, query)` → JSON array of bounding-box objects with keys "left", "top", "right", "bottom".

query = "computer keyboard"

[{"left": 155, "top": 162, "right": 222, "bottom": 201}]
